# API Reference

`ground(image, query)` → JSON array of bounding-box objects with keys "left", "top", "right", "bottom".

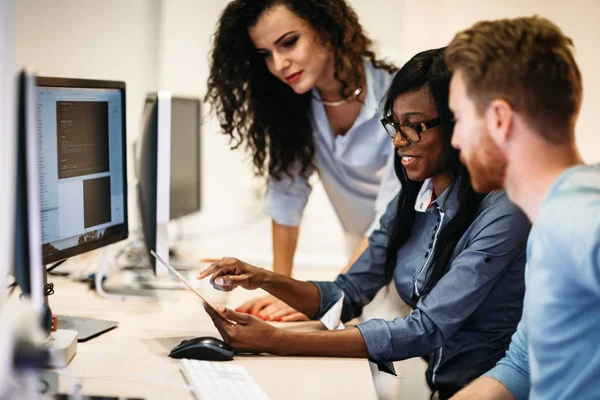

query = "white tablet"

[{"left": 150, "top": 250, "right": 216, "bottom": 310}]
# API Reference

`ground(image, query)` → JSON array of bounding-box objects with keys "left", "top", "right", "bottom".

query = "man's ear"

[{"left": 485, "top": 99, "right": 514, "bottom": 146}]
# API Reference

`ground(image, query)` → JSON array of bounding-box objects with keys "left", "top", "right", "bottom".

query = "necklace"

[{"left": 315, "top": 86, "right": 362, "bottom": 107}]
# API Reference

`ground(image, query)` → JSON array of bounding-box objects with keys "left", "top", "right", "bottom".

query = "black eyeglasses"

[{"left": 380, "top": 116, "right": 442, "bottom": 143}]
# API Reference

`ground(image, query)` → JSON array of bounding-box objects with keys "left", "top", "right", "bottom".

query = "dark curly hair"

[{"left": 206, "top": 0, "right": 397, "bottom": 180}]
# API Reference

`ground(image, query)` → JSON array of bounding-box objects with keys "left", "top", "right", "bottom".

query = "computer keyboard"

[{"left": 180, "top": 359, "right": 271, "bottom": 400}]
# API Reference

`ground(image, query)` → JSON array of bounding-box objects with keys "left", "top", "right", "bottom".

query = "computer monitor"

[
  {"left": 13, "top": 70, "right": 79, "bottom": 367},
  {"left": 169, "top": 96, "right": 201, "bottom": 220},
  {"left": 37, "top": 77, "right": 128, "bottom": 264},
  {"left": 137, "top": 92, "right": 201, "bottom": 277},
  {"left": 33, "top": 75, "right": 128, "bottom": 341},
  {"left": 138, "top": 92, "right": 171, "bottom": 277},
  {"left": 14, "top": 69, "right": 45, "bottom": 312}
]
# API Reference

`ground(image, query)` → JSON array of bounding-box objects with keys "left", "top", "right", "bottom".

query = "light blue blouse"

[
  {"left": 264, "top": 59, "right": 400, "bottom": 236},
  {"left": 485, "top": 164, "right": 600, "bottom": 400}
]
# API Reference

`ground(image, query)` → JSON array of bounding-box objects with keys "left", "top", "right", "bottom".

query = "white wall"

[
  {"left": 350, "top": 0, "right": 600, "bottom": 165},
  {"left": 158, "top": 0, "right": 265, "bottom": 258},
  {"left": 171, "top": 0, "right": 600, "bottom": 267},
  {"left": 393, "top": 0, "right": 600, "bottom": 163},
  {"left": 13, "top": 0, "right": 600, "bottom": 271},
  {"left": 0, "top": 0, "right": 16, "bottom": 295},
  {"left": 158, "top": 0, "right": 349, "bottom": 267},
  {"left": 160, "top": 0, "right": 409, "bottom": 268},
  {"left": 12, "top": 0, "right": 347, "bottom": 269},
  {"left": 349, "top": 0, "right": 407, "bottom": 64},
  {"left": 16, "top": 0, "right": 162, "bottom": 231}
]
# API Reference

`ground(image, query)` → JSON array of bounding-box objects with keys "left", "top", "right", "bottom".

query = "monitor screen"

[
  {"left": 169, "top": 97, "right": 201, "bottom": 220},
  {"left": 36, "top": 77, "right": 128, "bottom": 264}
]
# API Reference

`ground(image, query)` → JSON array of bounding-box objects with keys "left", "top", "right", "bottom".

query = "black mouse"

[{"left": 169, "top": 336, "right": 234, "bottom": 361}]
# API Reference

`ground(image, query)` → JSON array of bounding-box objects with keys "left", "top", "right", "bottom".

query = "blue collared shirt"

[
  {"left": 264, "top": 59, "right": 400, "bottom": 236},
  {"left": 485, "top": 164, "right": 600, "bottom": 400},
  {"left": 311, "top": 180, "right": 530, "bottom": 394}
]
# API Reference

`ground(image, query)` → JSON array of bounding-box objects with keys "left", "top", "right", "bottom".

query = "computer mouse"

[{"left": 169, "top": 336, "right": 234, "bottom": 361}]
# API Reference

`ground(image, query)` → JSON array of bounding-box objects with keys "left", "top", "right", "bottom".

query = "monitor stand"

[
  {"left": 93, "top": 247, "right": 167, "bottom": 301},
  {"left": 44, "top": 266, "right": 119, "bottom": 344},
  {"left": 55, "top": 315, "right": 119, "bottom": 342}
]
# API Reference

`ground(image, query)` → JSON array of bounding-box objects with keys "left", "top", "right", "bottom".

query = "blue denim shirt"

[{"left": 311, "top": 180, "right": 531, "bottom": 396}]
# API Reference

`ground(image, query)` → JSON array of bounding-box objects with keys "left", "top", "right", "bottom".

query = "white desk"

[{"left": 47, "top": 266, "right": 378, "bottom": 400}]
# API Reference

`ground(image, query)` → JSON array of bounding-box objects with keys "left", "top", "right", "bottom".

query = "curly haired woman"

[{"left": 206, "top": 0, "right": 401, "bottom": 321}]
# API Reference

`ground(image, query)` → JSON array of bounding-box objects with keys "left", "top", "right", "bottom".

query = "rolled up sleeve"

[
  {"left": 310, "top": 281, "right": 344, "bottom": 319},
  {"left": 264, "top": 163, "right": 314, "bottom": 226},
  {"left": 357, "top": 199, "right": 530, "bottom": 362}
]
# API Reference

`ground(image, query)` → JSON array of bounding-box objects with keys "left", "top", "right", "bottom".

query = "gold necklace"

[{"left": 315, "top": 87, "right": 362, "bottom": 107}]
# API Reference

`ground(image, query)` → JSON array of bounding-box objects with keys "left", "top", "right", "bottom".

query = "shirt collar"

[
  {"left": 414, "top": 178, "right": 461, "bottom": 220},
  {"left": 415, "top": 179, "right": 434, "bottom": 212}
]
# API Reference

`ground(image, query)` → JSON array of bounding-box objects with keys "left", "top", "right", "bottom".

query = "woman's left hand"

[{"left": 203, "top": 303, "right": 281, "bottom": 354}]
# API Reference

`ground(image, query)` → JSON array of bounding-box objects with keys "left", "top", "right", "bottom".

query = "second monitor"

[{"left": 137, "top": 92, "right": 202, "bottom": 277}]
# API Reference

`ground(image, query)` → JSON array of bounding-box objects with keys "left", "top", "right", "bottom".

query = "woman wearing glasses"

[
  {"left": 206, "top": 0, "right": 402, "bottom": 322},
  {"left": 200, "top": 48, "right": 531, "bottom": 399}
]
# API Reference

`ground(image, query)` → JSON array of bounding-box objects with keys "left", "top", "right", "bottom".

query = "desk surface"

[{"left": 47, "top": 265, "right": 377, "bottom": 400}]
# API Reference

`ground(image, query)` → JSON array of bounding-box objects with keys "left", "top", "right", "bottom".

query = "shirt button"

[
  {"left": 424, "top": 252, "right": 429, "bottom": 258},
  {"left": 434, "top": 226, "right": 438, "bottom": 230},
  {"left": 428, "top": 243, "right": 433, "bottom": 249}
]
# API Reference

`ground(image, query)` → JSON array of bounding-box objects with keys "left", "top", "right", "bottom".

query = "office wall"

[
  {"left": 393, "top": 0, "right": 600, "bottom": 163},
  {"left": 0, "top": 0, "right": 16, "bottom": 294},
  {"left": 15, "top": 0, "right": 162, "bottom": 231},
  {"left": 158, "top": 0, "right": 349, "bottom": 267},
  {"left": 157, "top": 0, "right": 275, "bottom": 264},
  {"left": 178, "top": 0, "right": 600, "bottom": 267},
  {"left": 160, "top": 0, "right": 410, "bottom": 268},
  {"left": 13, "top": 1, "right": 600, "bottom": 270}
]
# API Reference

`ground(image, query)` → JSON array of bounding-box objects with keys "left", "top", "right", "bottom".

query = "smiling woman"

[
  {"left": 206, "top": 0, "right": 401, "bottom": 322},
  {"left": 200, "top": 48, "right": 532, "bottom": 399}
]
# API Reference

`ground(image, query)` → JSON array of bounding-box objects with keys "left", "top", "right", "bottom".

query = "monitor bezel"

[
  {"left": 137, "top": 91, "right": 171, "bottom": 276},
  {"left": 36, "top": 76, "right": 129, "bottom": 265},
  {"left": 14, "top": 69, "right": 46, "bottom": 310}
]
